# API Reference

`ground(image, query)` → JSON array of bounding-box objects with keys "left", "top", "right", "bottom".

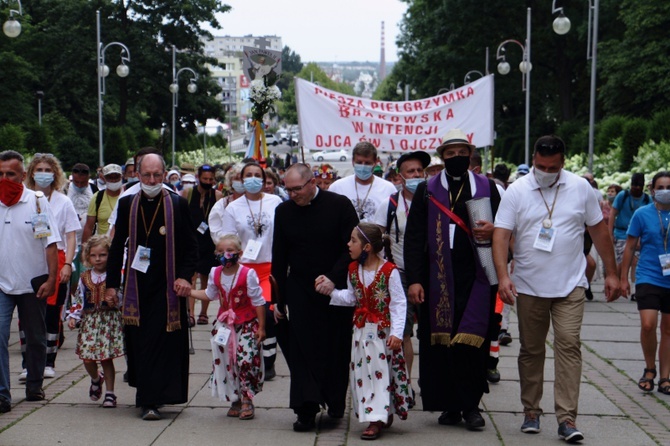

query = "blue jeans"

[{"left": 0, "top": 290, "right": 47, "bottom": 402}]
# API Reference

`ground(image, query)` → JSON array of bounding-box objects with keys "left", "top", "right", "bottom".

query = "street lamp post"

[
  {"left": 396, "top": 82, "right": 416, "bottom": 101},
  {"left": 220, "top": 75, "right": 236, "bottom": 163},
  {"left": 497, "top": 7, "right": 532, "bottom": 165},
  {"left": 552, "top": 0, "right": 599, "bottom": 173},
  {"left": 36, "top": 91, "right": 44, "bottom": 126},
  {"left": 169, "top": 45, "right": 198, "bottom": 168},
  {"left": 97, "top": 10, "right": 131, "bottom": 167},
  {"left": 2, "top": 0, "right": 22, "bottom": 38},
  {"left": 437, "top": 84, "right": 455, "bottom": 95},
  {"left": 463, "top": 70, "right": 484, "bottom": 85}
]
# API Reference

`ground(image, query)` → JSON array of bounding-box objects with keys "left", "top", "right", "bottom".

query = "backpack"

[
  {"left": 92, "top": 190, "right": 105, "bottom": 234},
  {"left": 385, "top": 192, "right": 401, "bottom": 243}
]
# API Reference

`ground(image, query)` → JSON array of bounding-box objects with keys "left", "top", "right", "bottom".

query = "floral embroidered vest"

[
  {"left": 213, "top": 265, "right": 256, "bottom": 324},
  {"left": 80, "top": 270, "right": 107, "bottom": 312},
  {"left": 348, "top": 261, "right": 395, "bottom": 329}
]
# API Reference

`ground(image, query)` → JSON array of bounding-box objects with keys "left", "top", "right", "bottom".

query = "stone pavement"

[{"left": 0, "top": 278, "right": 668, "bottom": 446}]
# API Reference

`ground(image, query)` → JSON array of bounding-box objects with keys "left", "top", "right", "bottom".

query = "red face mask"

[{"left": 0, "top": 178, "right": 24, "bottom": 207}]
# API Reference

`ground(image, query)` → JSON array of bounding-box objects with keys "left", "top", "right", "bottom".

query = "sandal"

[
  {"left": 239, "top": 398, "right": 254, "bottom": 420},
  {"left": 102, "top": 393, "right": 117, "bottom": 408},
  {"left": 89, "top": 372, "right": 104, "bottom": 401},
  {"left": 361, "top": 421, "right": 383, "bottom": 440},
  {"left": 383, "top": 414, "right": 393, "bottom": 429},
  {"left": 227, "top": 401, "right": 241, "bottom": 417},
  {"left": 658, "top": 378, "right": 670, "bottom": 395},
  {"left": 188, "top": 315, "right": 196, "bottom": 328},
  {"left": 197, "top": 314, "right": 209, "bottom": 325},
  {"left": 638, "top": 368, "right": 656, "bottom": 392}
]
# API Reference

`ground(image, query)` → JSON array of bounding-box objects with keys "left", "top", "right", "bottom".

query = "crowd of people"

[{"left": 0, "top": 129, "right": 668, "bottom": 444}]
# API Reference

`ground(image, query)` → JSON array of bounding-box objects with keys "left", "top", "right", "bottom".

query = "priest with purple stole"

[
  {"left": 106, "top": 154, "right": 197, "bottom": 421},
  {"left": 404, "top": 129, "right": 500, "bottom": 431}
]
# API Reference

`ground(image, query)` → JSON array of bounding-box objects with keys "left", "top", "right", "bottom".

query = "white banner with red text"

[{"left": 295, "top": 75, "right": 494, "bottom": 153}]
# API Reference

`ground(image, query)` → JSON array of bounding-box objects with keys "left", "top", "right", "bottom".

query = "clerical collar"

[{"left": 310, "top": 187, "right": 320, "bottom": 204}]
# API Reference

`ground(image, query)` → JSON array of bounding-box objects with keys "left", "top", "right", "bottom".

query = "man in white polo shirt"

[
  {"left": 328, "top": 141, "right": 396, "bottom": 222},
  {"left": 492, "top": 136, "right": 620, "bottom": 443},
  {"left": 0, "top": 150, "right": 61, "bottom": 411}
]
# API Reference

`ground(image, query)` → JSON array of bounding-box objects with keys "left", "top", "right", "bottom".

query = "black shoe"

[
  {"left": 463, "top": 409, "right": 485, "bottom": 430},
  {"left": 0, "top": 397, "right": 11, "bottom": 413},
  {"left": 631, "top": 293, "right": 636, "bottom": 301},
  {"left": 141, "top": 406, "right": 162, "bottom": 420},
  {"left": 585, "top": 286, "right": 594, "bottom": 301},
  {"left": 123, "top": 371, "right": 129, "bottom": 383},
  {"left": 438, "top": 411, "right": 462, "bottom": 425},
  {"left": 25, "top": 388, "right": 45, "bottom": 401},
  {"left": 408, "top": 387, "right": 416, "bottom": 409},
  {"left": 498, "top": 329, "right": 512, "bottom": 346},
  {"left": 293, "top": 416, "right": 316, "bottom": 432},
  {"left": 327, "top": 408, "right": 344, "bottom": 419},
  {"left": 264, "top": 366, "right": 276, "bottom": 381},
  {"left": 487, "top": 368, "right": 501, "bottom": 383}
]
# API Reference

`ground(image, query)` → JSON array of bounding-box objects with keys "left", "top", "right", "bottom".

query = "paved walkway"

[{"left": 0, "top": 279, "right": 668, "bottom": 445}]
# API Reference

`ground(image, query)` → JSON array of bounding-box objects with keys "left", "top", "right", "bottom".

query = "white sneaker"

[
  {"left": 43, "top": 367, "right": 55, "bottom": 379},
  {"left": 18, "top": 369, "right": 27, "bottom": 383}
]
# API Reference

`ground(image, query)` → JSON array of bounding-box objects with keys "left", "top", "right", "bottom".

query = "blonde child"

[
  {"left": 66, "top": 235, "right": 124, "bottom": 408},
  {"left": 190, "top": 234, "right": 266, "bottom": 420},
  {"left": 318, "top": 222, "right": 410, "bottom": 440}
]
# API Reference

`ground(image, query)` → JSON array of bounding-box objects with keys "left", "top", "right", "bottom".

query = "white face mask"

[
  {"left": 534, "top": 168, "right": 560, "bottom": 188},
  {"left": 141, "top": 183, "right": 163, "bottom": 198},
  {"left": 654, "top": 189, "right": 670, "bottom": 204},
  {"left": 105, "top": 180, "right": 123, "bottom": 192}
]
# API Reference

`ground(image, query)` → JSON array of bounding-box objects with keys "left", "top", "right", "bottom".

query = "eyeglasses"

[
  {"left": 72, "top": 168, "right": 89, "bottom": 175},
  {"left": 535, "top": 143, "right": 565, "bottom": 154},
  {"left": 140, "top": 172, "right": 165, "bottom": 180},
  {"left": 34, "top": 153, "right": 55, "bottom": 158},
  {"left": 285, "top": 179, "right": 312, "bottom": 194}
]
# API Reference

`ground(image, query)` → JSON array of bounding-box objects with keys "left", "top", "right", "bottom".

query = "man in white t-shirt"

[
  {"left": 328, "top": 142, "right": 396, "bottom": 222},
  {"left": 371, "top": 150, "right": 429, "bottom": 408},
  {"left": 492, "top": 135, "right": 620, "bottom": 443}
]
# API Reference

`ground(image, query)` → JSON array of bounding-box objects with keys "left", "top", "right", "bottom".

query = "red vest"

[
  {"left": 213, "top": 266, "right": 257, "bottom": 324},
  {"left": 348, "top": 261, "right": 395, "bottom": 329}
]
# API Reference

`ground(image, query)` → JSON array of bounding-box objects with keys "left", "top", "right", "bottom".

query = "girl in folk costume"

[
  {"left": 66, "top": 235, "right": 124, "bottom": 408},
  {"left": 321, "top": 222, "right": 410, "bottom": 440},
  {"left": 190, "top": 234, "right": 266, "bottom": 420}
]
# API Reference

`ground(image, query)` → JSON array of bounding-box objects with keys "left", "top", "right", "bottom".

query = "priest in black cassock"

[
  {"left": 106, "top": 154, "right": 197, "bottom": 421},
  {"left": 404, "top": 130, "right": 500, "bottom": 431},
  {"left": 272, "top": 164, "right": 358, "bottom": 432}
]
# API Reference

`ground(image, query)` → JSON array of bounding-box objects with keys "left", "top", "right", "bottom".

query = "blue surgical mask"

[
  {"left": 232, "top": 180, "right": 245, "bottom": 194},
  {"left": 354, "top": 164, "right": 374, "bottom": 181},
  {"left": 72, "top": 184, "right": 88, "bottom": 194},
  {"left": 243, "top": 177, "right": 264, "bottom": 194},
  {"left": 34, "top": 172, "right": 54, "bottom": 188},
  {"left": 403, "top": 177, "right": 425, "bottom": 194},
  {"left": 394, "top": 183, "right": 403, "bottom": 193},
  {"left": 654, "top": 189, "right": 670, "bottom": 205},
  {"left": 126, "top": 177, "right": 138, "bottom": 184}
]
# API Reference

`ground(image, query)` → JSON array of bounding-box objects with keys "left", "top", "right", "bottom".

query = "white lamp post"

[
  {"left": 97, "top": 10, "right": 131, "bottom": 167},
  {"left": 3, "top": 0, "right": 21, "bottom": 38},
  {"left": 552, "top": 0, "right": 599, "bottom": 173},
  {"left": 463, "top": 70, "right": 484, "bottom": 85},
  {"left": 169, "top": 45, "right": 198, "bottom": 167},
  {"left": 396, "top": 82, "right": 416, "bottom": 101},
  {"left": 497, "top": 7, "right": 532, "bottom": 165}
]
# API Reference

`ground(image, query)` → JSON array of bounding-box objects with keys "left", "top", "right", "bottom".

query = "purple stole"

[
  {"left": 426, "top": 172, "right": 491, "bottom": 347},
  {"left": 123, "top": 189, "right": 180, "bottom": 331}
]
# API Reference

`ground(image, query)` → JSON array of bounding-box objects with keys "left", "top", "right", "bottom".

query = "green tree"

[
  {"left": 620, "top": 118, "right": 648, "bottom": 171},
  {"left": 0, "top": 124, "right": 26, "bottom": 153}
]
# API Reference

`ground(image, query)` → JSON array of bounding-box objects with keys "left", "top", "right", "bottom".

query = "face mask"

[
  {"left": 72, "top": 184, "right": 88, "bottom": 194},
  {"left": 403, "top": 177, "right": 425, "bottom": 194},
  {"left": 243, "top": 177, "right": 264, "bottom": 194},
  {"left": 141, "top": 183, "right": 163, "bottom": 198},
  {"left": 394, "top": 183, "right": 403, "bottom": 193},
  {"left": 654, "top": 189, "right": 670, "bottom": 205},
  {"left": 534, "top": 168, "right": 560, "bottom": 188},
  {"left": 34, "top": 172, "right": 54, "bottom": 188},
  {"left": 232, "top": 180, "right": 245, "bottom": 194},
  {"left": 357, "top": 250, "right": 369, "bottom": 265},
  {"left": 97, "top": 178, "right": 106, "bottom": 189},
  {"left": 217, "top": 251, "right": 240, "bottom": 268},
  {"left": 126, "top": 177, "right": 138, "bottom": 184},
  {"left": 182, "top": 183, "right": 194, "bottom": 190},
  {"left": 443, "top": 156, "right": 470, "bottom": 178},
  {"left": 199, "top": 182, "right": 214, "bottom": 190},
  {"left": 105, "top": 180, "right": 123, "bottom": 192},
  {"left": 170, "top": 180, "right": 179, "bottom": 187},
  {"left": 0, "top": 178, "right": 24, "bottom": 207},
  {"left": 354, "top": 164, "right": 374, "bottom": 181},
  {"left": 607, "top": 195, "right": 615, "bottom": 203}
]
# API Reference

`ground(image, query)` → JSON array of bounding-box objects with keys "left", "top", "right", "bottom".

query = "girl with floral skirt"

[
  {"left": 66, "top": 235, "right": 124, "bottom": 408},
  {"left": 319, "top": 222, "right": 410, "bottom": 440},
  {"left": 190, "top": 234, "right": 266, "bottom": 420}
]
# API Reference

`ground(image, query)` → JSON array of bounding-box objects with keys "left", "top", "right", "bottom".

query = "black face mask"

[
  {"left": 200, "top": 182, "right": 214, "bottom": 190},
  {"left": 443, "top": 155, "right": 470, "bottom": 178}
]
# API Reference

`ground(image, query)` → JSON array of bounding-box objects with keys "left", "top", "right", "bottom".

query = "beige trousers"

[{"left": 517, "top": 287, "right": 585, "bottom": 423}]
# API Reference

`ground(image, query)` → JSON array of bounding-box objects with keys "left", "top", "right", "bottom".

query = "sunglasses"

[
  {"left": 72, "top": 168, "right": 89, "bottom": 175},
  {"left": 536, "top": 143, "right": 564, "bottom": 153}
]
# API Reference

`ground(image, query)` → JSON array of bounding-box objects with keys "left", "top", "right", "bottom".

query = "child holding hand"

[
  {"left": 66, "top": 235, "right": 124, "bottom": 408},
  {"left": 318, "top": 222, "right": 410, "bottom": 440},
  {"left": 191, "top": 234, "right": 266, "bottom": 420}
]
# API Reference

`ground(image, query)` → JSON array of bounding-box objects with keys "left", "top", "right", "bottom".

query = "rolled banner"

[{"left": 465, "top": 197, "right": 498, "bottom": 285}]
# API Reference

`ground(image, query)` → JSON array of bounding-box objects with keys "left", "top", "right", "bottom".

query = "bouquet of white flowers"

[{"left": 249, "top": 79, "right": 281, "bottom": 122}]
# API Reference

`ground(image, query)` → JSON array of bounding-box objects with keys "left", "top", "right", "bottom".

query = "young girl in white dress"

[
  {"left": 66, "top": 235, "right": 124, "bottom": 408},
  {"left": 320, "top": 222, "right": 410, "bottom": 440},
  {"left": 190, "top": 234, "right": 266, "bottom": 420}
]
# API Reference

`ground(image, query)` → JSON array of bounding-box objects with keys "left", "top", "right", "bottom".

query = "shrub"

[
  {"left": 595, "top": 115, "right": 626, "bottom": 154},
  {"left": 0, "top": 124, "right": 26, "bottom": 153},
  {"left": 648, "top": 109, "right": 670, "bottom": 143},
  {"left": 620, "top": 118, "right": 648, "bottom": 171}
]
